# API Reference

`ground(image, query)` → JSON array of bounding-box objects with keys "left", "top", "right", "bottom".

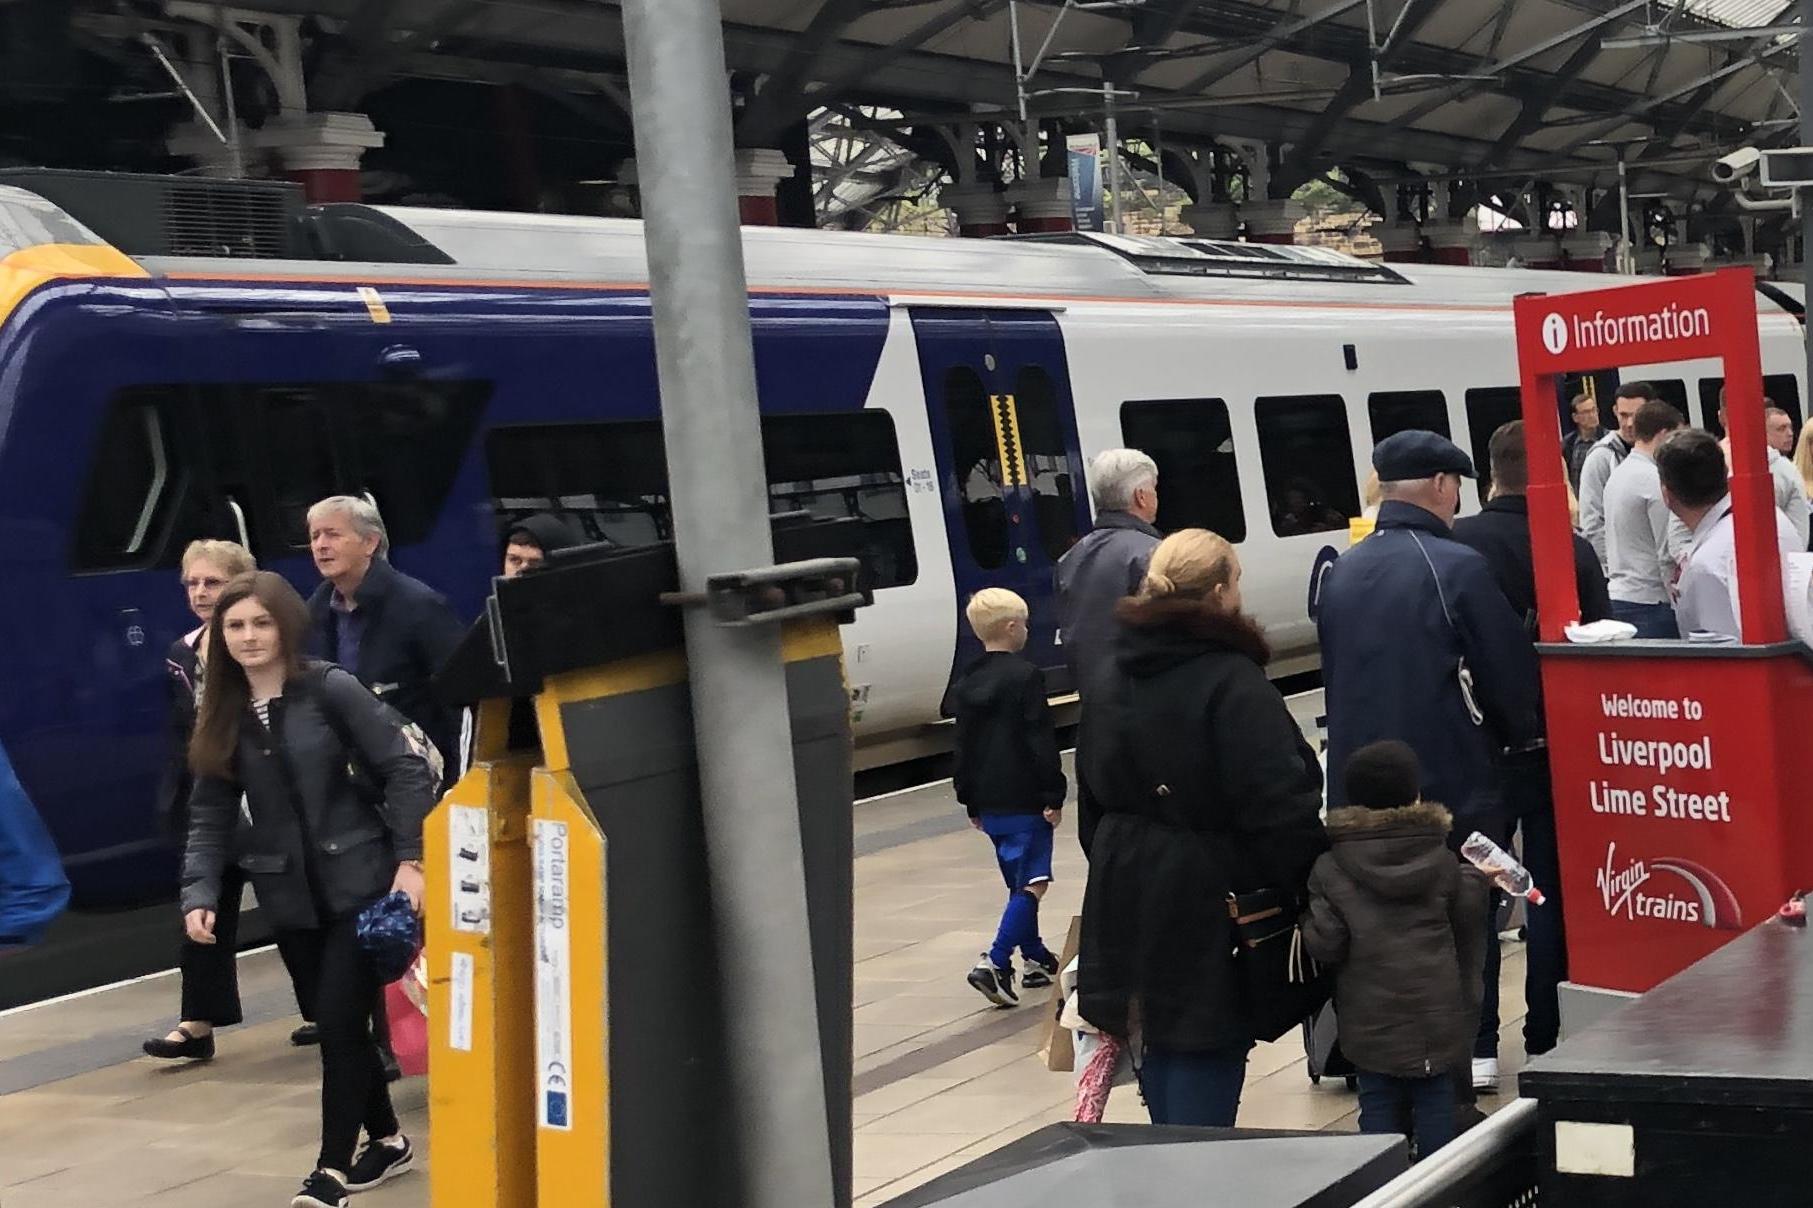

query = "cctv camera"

[{"left": 1712, "top": 146, "right": 1762, "bottom": 184}]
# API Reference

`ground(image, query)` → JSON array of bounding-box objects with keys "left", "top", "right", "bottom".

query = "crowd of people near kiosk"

[
  {"left": 138, "top": 499, "right": 577, "bottom": 1208},
  {"left": 958, "top": 392, "right": 1799, "bottom": 1161}
]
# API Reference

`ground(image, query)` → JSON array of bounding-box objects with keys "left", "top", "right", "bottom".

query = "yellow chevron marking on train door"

[{"left": 989, "top": 394, "right": 1028, "bottom": 488}]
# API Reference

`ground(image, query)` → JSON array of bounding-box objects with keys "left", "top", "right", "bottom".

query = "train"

[{"left": 0, "top": 171, "right": 1804, "bottom": 908}]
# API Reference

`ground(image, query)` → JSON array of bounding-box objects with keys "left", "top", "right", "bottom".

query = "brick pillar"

[
  {"left": 731, "top": 148, "right": 794, "bottom": 226},
  {"left": 1239, "top": 199, "right": 1305, "bottom": 245},
  {"left": 1377, "top": 221, "right": 1426, "bottom": 263},
  {"left": 260, "top": 112, "right": 384, "bottom": 203},
  {"left": 941, "top": 183, "right": 1011, "bottom": 238},
  {"left": 1009, "top": 177, "right": 1074, "bottom": 234},
  {"left": 1513, "top": 235, "right": 1562, "bottom": 271},
  {"left": 1560, "top": 231, "right": 1612, "bottom": 272}
]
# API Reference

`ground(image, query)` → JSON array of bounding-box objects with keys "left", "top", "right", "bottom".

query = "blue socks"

[{"left": 988, "top": 889, "right": 1050, "bottom": 970}]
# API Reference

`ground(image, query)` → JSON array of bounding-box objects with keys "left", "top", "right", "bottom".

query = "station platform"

[{"left": 0, "top": 739, "right": 1534, "bottom": 1207}]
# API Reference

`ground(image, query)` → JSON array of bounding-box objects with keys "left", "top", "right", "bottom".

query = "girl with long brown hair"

[{"left": 181, "top": 571, "right": 435, "bottom": 1208}]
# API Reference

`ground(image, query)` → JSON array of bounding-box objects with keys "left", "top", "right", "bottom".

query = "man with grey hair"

[
  {"left": 304, "top": 495, "right": 464, "bottom": 789},
  {"left": 1056, "top": 448, "right": 1161, "bottom": 856}
]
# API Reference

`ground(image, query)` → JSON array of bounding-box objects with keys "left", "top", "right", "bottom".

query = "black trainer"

[
  {"left": 966, "top": 956, "right": 1019, "bottom": 1007},
  {"left": 1020, "top": 953, "right": 1060, "bottom": 990},
  {"left": 291, "top": 1169, "right": 348, "bottom": 1208},
  {"left": 345, "top": 1135, "right": 414, "bottom": 1191},
  {"left": 291, "top": 1023, "right": 321, "bottom": 1047}
]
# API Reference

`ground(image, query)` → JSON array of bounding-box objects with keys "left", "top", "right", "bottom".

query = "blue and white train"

[{"left": 0, "top": 175, "right": 1803, "bottom": 907}]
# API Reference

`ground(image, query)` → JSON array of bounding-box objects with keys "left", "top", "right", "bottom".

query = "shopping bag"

[
  {"left": 383, "top": 955, "right": 429, "bottom": 1078},
  {"left": 0, "top": 743, "right": 68, "bottom": 948}
]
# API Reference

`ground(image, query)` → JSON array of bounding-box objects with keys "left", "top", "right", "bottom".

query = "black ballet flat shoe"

[{"left": 142, "top": 1025, "right": 215, "bottom": 1061}]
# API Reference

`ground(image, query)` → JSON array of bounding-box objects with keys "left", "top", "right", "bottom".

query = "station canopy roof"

[{"left": 53, "top": 0, "right": 1810, "bottom": 200}]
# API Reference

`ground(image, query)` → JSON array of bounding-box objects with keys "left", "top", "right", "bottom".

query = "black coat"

[
  {"left": 951, "top": 652, "right": 1067, "bottom": 817},
  {"left": 181, "top": 664, "right": 437, "bottom": 931},
  {"left": 1078, "top": 600, "right": 1327, "bottom": 1053},
  {"left": 1451, "top": 495, "right": 1612, "bottom": 634},
  {"left": 1317, "top": 502, "right": 1541, "bottom": 837},
  {"left": 156, "top": 630, "right": 204, "bottom": 839},
  {"left": 1300, "top": 803, "right": 1489, "bottom": 1079},
  {"left": 307, "top": 557, "right": 465, "bottom": 782}
]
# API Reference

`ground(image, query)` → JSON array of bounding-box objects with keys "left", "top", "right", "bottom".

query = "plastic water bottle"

[{"left": 1460, "top": 832, "right": 1546, "bottom": 905}]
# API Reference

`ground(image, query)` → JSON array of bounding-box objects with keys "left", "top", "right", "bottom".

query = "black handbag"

[{"left": 1227, "top": 886, "right": 1330, "bottom": 1043}]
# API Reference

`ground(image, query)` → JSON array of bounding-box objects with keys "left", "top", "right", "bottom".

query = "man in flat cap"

[{"left": 1316, "top": 429, "right": 1541, "bottom": 1097}]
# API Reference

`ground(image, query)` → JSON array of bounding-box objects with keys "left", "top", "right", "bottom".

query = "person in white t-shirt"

[{"left": 1660, "top": 430, "right": 1800, "bottom": 641}]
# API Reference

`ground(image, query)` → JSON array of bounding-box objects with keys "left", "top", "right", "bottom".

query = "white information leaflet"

[
  {"left": 532, "top": 818, "right": 573, "bottom": 1130},
  {"left": 448, "top": 951, "right": 475, "bottom": 1053},
  {"left": 448, "top": 805, "right": 492, "bottom": 936}
]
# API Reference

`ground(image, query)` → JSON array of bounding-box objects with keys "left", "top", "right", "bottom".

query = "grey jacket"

[
  {"left": 181, "top": 664, "right": 437, "bottom": 931},
  {"left": 1301, "top": 802, "right": 1489, "bottom": 1079},
  {"left": 1055, "top": 510, "right": 1162, "bottom": 707}
]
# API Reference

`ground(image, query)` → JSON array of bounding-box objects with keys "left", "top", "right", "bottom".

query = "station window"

[
  {"left": 71, "top": 380, "right": 488, "bottom": 572},
  {"left": 942, "top": 367, "right": 1009, "bottom": 570},
  {"left": 485, "top": 411, "right": 918, "bottom": 590},
  {"left": 1119, "top": 398, "right": 1247, "bottom": 542},
  {"left": 1696, "top": 375, "right": 1804, "bottom": 435},
  {"left": 1367, "top": 391, "right": 1450, "bottom": 443},
  {"left": 1464, "top": 387, "right": 1524, "bottom": 504},
  {"left": 1013, "top": 367, "right": 1082, "bottom": 562},
  {"left": 1254, "top": 395, "right": 1359, "bottom": 538}
]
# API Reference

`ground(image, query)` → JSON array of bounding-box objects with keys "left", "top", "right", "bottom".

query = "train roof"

[{"left": 0, "top": 176, "right": 1798, "bottom": 321}]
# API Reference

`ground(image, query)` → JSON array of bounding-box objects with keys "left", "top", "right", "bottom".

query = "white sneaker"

[{"left": 1471, "top": 1057, "right": 1500, "bottom": 1093}]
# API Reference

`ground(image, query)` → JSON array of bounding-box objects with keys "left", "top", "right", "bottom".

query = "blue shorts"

[{"left": 980, "top": 813, "right": 1054, "bottom": 892}]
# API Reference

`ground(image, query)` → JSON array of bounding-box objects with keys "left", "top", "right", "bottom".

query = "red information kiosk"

[{"left": 1516, "top": 268, "right": 1813, "bottom": 1009}]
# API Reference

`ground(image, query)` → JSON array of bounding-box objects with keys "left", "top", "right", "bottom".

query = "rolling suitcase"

[{"left": 1303, "top": 1002, "right": 1357, "bottom": 1089}]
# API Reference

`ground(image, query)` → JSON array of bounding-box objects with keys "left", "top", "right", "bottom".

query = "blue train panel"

[{"left": 0, "top": 275, "right": 891, "bottom": 905}]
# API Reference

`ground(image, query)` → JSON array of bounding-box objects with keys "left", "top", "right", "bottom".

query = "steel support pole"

[
  {"left": 1104, "top": 80, "right": 1124, "bottom": 233},
  {"left": 1804, "top": 0, "right": 1813, "bottom": 368},
  {"left": 619, "top": 4, "right": 838, "bottom": 1208}
]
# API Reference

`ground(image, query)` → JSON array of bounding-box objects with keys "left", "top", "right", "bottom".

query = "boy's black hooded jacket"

[
  {"left": 950, "top": 652, "right": 1067, "bottom": 817},
  {"left": 1301, "top": 802, "right": 1489, "bottom": 1078}
]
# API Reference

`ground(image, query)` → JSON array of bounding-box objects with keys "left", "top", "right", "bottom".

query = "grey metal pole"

[
  {"left": 1009, "top": 0, "right": 1030, "bottom": 124},
  {"left": 619, "top": 4, "right": 838, "bottom": 1208},
  {"left": 1104, "top": 80, "right": 1124, "bottom": 233},
  {"left": 1803, "top": 0, "right": 1813, "bottom": 386},
  {"left": 1616, "top": 151, "right": 1633, "bottom": 274}
]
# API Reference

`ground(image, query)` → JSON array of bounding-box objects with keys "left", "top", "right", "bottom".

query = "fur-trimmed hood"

[
  {"left": 1323, "top": 801, "right": 1458, "bottom": 902},
  {"left": 1112, "top": 595, "right": 1272, "bottom": 670}
]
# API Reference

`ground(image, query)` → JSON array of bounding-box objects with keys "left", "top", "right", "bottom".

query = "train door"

[{"left": 908, "top": 309, "right": 1090, "bottom": 708}]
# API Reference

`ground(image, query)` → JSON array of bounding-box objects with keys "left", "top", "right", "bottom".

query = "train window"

[
  {"left": 942, "top": 367, "right": 1009, "bottom": 570},
  {"left": 487, "top": 413, "right": 919, "bottom": 590},
  {"left": 1255, "top": 395, "right": 1359, "bottom": 538},
  {"left": 73, "top": 389, "right": 177, "bottom": 571},
  {"left": 349, "top": 381, "right": 491, "bottom": 547},
  {"left": 1464, "top": 387, "right": 1524, "bottom": 504},
  {"left": 1368, "top": 391, "right": 1450, "bottom": 442},
  {"left": 1119, "top": 398, "right": 1247, "bottom": 542},
  {"left": 255, "top": 386, "right": 343, "bottom": 548},
  {"left": 1649, "top": 379, "right": 1690, "bottom": 423},
  {"left": 1013, "top": 367, "right": 1082, "bottom": 562},
  {"left": 487, "top": 421, "right": 673, "bottom": 551},
  {"left": 763, "top": 411, "right": 918, "bottom": 589},
  {"left": 1697, "top": 375, "right": 1803, "bottom": 435}
]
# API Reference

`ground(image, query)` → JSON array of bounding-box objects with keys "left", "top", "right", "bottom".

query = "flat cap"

[{"left": 1373, "top": 429, "right": 1476, "bottom": 480}]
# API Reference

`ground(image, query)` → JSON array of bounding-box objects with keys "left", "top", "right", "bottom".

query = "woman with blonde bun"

[{"left": 1077, "top": 529, "right": 1327, "bottom": 1126}]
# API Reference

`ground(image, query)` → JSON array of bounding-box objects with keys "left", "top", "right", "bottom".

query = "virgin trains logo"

[{"left": 1597, "top": 843, "right": 1743, "bottom": 930}]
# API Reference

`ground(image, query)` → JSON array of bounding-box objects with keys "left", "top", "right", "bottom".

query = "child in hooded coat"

[{"left": 1301, "top": 740, "right": 1488, "bottom": 1159}]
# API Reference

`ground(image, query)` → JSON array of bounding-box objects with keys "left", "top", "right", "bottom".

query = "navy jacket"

[
  {"left": 1451, "top": 496, "right": 1612, "bottom": 634},
  {"left": 307, "top": 557, "right": 464, "bottom": 784},
  {"left": 1317, "top": 502, "right": 1540, "bottom": 835},
  {"left": 951, "top": 651, "right": 1067, "bottom": 817},
  {"left": 1055, "top": 510, "right": 1163, "bottom": 709}
]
